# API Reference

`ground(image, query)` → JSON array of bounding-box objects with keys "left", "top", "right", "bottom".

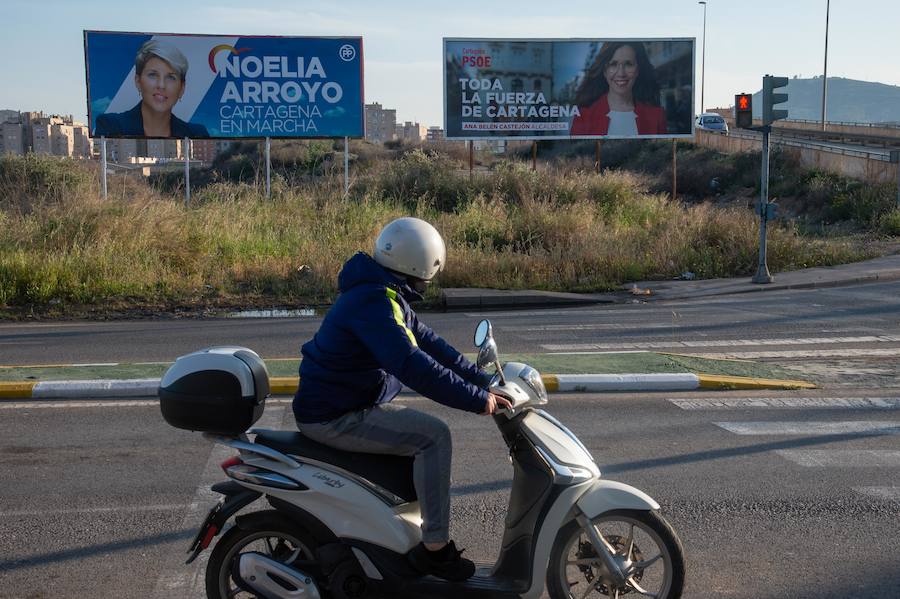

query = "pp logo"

[{"left": 339, "top": 44, "right": 356, "bottom": 62}]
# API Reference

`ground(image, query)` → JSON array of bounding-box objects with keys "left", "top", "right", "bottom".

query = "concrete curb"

[{"left": 0, "top": 372, "right": 815, "bottom": 400}]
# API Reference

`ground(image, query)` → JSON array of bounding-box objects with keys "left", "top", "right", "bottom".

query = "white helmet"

[{"left": 374, "top": 217, "right": 447, "bottom": 281}]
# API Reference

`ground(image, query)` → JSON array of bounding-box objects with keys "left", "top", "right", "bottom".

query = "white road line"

[
  {"left": 0, "top": 399, "right": 293, "bottom": 410},
  {"left": 670, "top": 397, "right": 900, "bottom": 410},
  {"left": 525, "top": 324, "right": 688, "bottom": 331},
  {"left": 715, "top": 421, "right": 900, "bottom": 435},
  {"left": 853, "top": 487, "right": 900, "bottom": 500},
  {"left": 776, "top": 450, "right": 900, "bottom": 467},
  {"left": 151, "top": 404, "right": 286, "bottom": 599},
  {"left": 692, "top": 348, "right": 900, "bottom": 359},
  {"left": 542, "top": 335, "right": 899, "bottom": 352},
  {"left": 0, "top": 504, "right": 193, "bottom": 518}
]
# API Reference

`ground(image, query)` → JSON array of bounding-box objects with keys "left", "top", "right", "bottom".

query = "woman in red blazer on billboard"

[{"left": 570, "top": 41, "right": 667, "bottom": 136}]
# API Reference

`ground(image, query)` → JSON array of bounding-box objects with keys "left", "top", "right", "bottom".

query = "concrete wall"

[{"left": 695, "top": 130, "right": 899, "bottom": 185}]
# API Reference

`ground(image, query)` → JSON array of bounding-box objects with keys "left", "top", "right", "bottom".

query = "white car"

[{"left": 695, "top": 113, "right": 729, "bottom": 134}]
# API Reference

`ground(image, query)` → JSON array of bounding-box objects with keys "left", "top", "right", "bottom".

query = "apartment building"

[
  {"left": 364, "top": 102, "right": 397, "bottom": 144},
  {"left": 426, "top": 126, "right": 445, "bottom": 142},
  {"left": 395, "top": 121, "right": 427, "bottom": 143}
]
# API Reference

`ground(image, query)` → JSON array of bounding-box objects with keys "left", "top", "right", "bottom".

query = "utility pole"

[
  {"left": 821, "top": 0, "right": 830, "bottom": 131},
  {"left": 699, "top": 1, "right": 707, "bottom": 113}
]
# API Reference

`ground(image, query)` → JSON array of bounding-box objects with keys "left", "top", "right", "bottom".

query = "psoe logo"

[
  {"left": 208, "top": 45, "right": 252, "bottom": 73},
  {"left": 339, "top": 44, "right": 356, "bottom": 62}
]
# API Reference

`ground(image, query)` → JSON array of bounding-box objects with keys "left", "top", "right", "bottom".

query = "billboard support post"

[
  {"left": 890, "top": 150, "right": 900, "bottom": 208},
  {"left": 532, "top": 141, "right": 537, "bottom": 171},
  {"left": 595, "top": 141, "right": 602, "bottom": 174},
  {"left": 752, "top": 126, "right": 774, "bottom": 284},
  {"left": 265, "top": 137, "right": 271, "bottom": 199},
  {"left": 100, "top": 137, "right": 108, "bottom": 200},
  {"left": 344, "top": 137, "right": 349, "bottom": 197},
  {"left": 184, "top": 137, "right": 191, "bottom": 207},
  {"left": 671, "top": 139, "right": 677, "bottom": 199},
  {"left": 468, "top": 141, "right": 473, "bottom": 180}
]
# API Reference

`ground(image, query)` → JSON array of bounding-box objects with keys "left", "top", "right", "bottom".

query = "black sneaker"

[{"left": 407, "top": 541, "right": 476, "bottom": 582}]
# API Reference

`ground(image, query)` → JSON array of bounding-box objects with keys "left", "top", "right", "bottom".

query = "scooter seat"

[{"left": 252, "top": 429, "right": 417, "bottom": 503}]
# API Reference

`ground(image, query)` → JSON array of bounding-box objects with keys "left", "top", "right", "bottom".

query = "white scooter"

[{"left": 159, "top": 320, "right": 685, "bottom": 599}]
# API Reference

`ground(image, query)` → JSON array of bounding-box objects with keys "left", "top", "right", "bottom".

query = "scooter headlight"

[{"left": 519, "top": 366, "right": 548, "bottom": 402}]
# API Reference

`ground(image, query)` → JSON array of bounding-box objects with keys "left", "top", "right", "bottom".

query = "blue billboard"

[{"left": 84, "top": 31, "right": 364, "bottom": 139}]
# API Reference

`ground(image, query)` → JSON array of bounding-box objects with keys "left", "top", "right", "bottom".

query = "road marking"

[
  {"left": 526, "top": 324, "right": 689, "bottom": 331},
  {"left": 0, "top": 398, "right": 293, "bottom": 410},
  {"left": 670, "top": 397, "right": 900, "bottom": 410},
  {"left": 0, "top": 504, "right": 193, "bottom": 518},
  {"left": 776, "top": 450, "right": 900, "bottom": 467},
  {"left": 543, "top": 335, "right": 900, "bottom": 352},
  {"left": 853, "top": 487, "right": 900, "bottom": 500},
  {"left": 152, "top": 405, "right": 286, "bottom": 599},
  {"left": 715, "top": 421, "right": 900, "bottom": 435},
  {"left": 692, "top": 348, "right": 900, "bottom": 359}
]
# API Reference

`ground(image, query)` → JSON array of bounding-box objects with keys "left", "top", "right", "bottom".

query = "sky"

[{"left": 2, "top": 0, "right": 899, "bottom": 128}]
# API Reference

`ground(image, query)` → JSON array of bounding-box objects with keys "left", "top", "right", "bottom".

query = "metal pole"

[
  {"left": 595, "top": 140, "right": 602, "bottom": 174},
  {"left": 184, "top": 136, "right": 190, "bottom": 207},
  {"left": 468, "top": 140, "right": 473, "bottom": 180},
  {"left": 821, "top": 0, "right": 830, "bottom": 131},
  {"left": 699, "top": 1, "right": 707, "bottom": 113},
  {"left": 344, "top": 136, "right": 349, "bottom": 196},
  {"left": 893, "top": 151, "right": 900, "bottom": 208},
  {"left": 265, "top": 137, "right": 271, "bottom": 198},
  {"left": 753, "top": 127, "right": 774, "bottom": 283},
  {"left": 671, "top": 139, "right": 677, "bottom": 199},
  {"left": 532, "top": 141, "right": 537, "bottom": 171},
  {"left": 100, "top": 136, "right": 108, "bottom": 200}
]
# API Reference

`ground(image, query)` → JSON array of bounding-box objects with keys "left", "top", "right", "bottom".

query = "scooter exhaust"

[{"left": 233, "top": 552, "right": 322, "bottom": 599}]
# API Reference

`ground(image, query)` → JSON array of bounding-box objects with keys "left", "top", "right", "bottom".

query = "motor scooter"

[{"left": 158, "top": 319, "right": 685, "bottom": 599}]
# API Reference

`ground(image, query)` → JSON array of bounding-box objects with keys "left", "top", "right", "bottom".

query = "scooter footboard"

[{"left": 576, "top": 479, "right": 660, "bottom": 518}]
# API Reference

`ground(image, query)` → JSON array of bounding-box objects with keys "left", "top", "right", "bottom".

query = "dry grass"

[{"left": 0, "top": 152, "right": 881, "bottom": 312}]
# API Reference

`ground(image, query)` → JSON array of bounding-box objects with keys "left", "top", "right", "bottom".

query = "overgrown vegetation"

[{"left": 0, "top": 143, "right": 894, "bottom": 316}]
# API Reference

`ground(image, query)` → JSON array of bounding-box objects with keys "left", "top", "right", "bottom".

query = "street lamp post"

[
  {"left": 821, "top": 0, "right": 830, "bottom": 131},
  {"left": 699, "top": 1, "right": 707, "bottom": 114}
]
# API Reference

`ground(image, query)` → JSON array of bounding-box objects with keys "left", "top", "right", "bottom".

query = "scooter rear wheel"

[
  {"left": 547, "top": 509, "right": 685, "bottom": 599},
  {"left": 205, "top": 510, "right": 319, "bottom": 599}
]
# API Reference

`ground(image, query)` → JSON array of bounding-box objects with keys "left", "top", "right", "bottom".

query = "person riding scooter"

[{"left": 292, "top": 217, "right": 512, "bottom": 582}]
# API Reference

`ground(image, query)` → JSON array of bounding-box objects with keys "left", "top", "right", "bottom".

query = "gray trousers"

[{"left": 296, "top": 403, "right": 452, "bottom": 545}]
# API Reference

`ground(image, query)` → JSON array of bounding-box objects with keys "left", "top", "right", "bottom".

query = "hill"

[{"left": 750, "top": 77, "right": 900, "bottom": 124}]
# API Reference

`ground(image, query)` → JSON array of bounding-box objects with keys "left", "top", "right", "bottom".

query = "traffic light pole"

[{"left": 753, "top": 126, "right": 774, "bottom": 284}]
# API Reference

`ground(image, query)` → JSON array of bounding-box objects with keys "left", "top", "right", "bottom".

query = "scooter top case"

[{"left": 159, "top": 346, "right": 269, "bottom": 436}]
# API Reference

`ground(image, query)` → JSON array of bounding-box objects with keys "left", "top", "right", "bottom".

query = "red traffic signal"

[{"left": 734, "top": 93, "right": 753, "bottom": 129}]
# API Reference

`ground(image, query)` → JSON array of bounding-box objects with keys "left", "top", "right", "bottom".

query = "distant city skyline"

[{"left": 3, "top": 0, "right": 899, "bottom": 129}]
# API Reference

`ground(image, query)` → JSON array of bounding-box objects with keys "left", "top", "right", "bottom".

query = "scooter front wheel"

[{"left": 547, "top": 509, "right": 685, "bottom": 599}]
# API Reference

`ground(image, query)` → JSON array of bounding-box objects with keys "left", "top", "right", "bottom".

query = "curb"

[{"left": 0, "top": 372, "right": 815, "bottom": 400}]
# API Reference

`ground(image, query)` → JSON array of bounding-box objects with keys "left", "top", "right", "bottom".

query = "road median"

[{"left": 0, "top": 352, "right": 815, "bottom": 400}]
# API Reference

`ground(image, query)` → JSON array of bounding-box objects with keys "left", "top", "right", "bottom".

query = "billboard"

[
  {"left": 444, "top": 38, "right": 694, "bottom": 140},
  {"left": 84, "top": 31, "right": 364, "bottom": 139}
]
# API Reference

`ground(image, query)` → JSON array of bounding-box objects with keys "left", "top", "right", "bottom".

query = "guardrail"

[
  {"left": 784, "top": 118, "right": 900, "bottom": 130},
  {"left": 726, "top": 130, "right": 891, "bottom": 162}
]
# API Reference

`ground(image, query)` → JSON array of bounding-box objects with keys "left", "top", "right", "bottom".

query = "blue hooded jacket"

[{"left": 293, "top": 252, "right": 492, "bottom": 423}]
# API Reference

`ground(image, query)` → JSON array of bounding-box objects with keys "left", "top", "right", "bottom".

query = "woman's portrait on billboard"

[
  {"left": 570, "top": 41, "right": 667, "bottom": 136},
  {"left": 95, "top": 39, "right": 209, "bottom": 138}
]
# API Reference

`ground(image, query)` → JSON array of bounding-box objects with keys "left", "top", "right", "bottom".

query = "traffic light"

[
  {"left": 734, "top": 93, "right": 753, "bottom": 128},
  {"left": 762, "top": 75, "right": 789, "bottom": 125}
]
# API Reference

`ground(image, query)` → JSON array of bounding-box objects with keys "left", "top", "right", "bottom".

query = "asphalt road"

[
  {"left": 2, "top": 281, "right": 900, "bottom": 597},
  {"left": 2, "top": 280, "right": 900, "bottom": 367},
  {"left": 2, "top": 390, "right": 899, "bottom": 598}
]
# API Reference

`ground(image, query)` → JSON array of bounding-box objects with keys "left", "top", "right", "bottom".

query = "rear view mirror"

[{"left": 474, "top": 320, "right": 492, "bottom": 347}]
